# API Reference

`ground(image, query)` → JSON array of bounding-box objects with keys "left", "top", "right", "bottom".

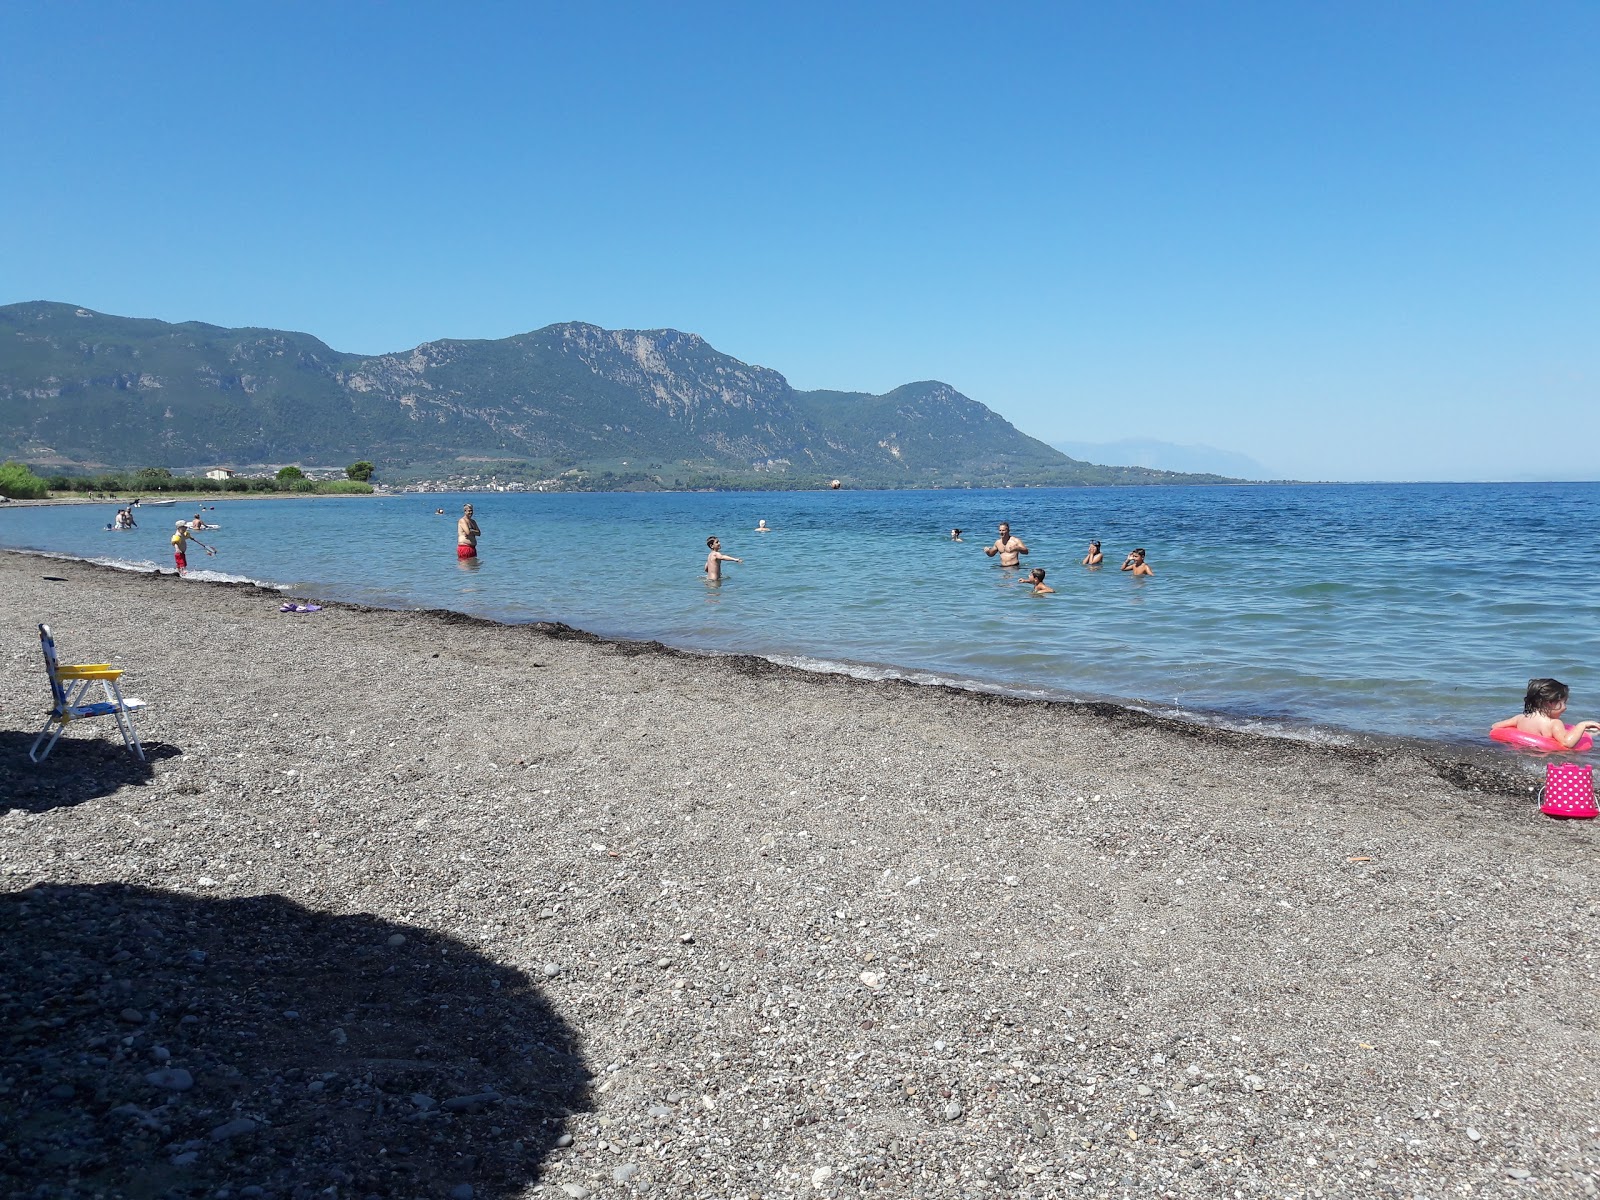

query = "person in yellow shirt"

[{"left": 171, "top": 521, "right": 213, "bottom": 573}]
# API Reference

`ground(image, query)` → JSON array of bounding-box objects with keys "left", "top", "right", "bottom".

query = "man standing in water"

[
  {"left": 984, "top": 521, "right": 1029, "bottom": 567},
  {"left": 457, "top": 504, "right": 481, "bottom": 560}
]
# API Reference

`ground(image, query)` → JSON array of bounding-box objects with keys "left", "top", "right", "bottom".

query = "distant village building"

[{"left": 205, "top": 468, "right": 236, "bottom": 480}]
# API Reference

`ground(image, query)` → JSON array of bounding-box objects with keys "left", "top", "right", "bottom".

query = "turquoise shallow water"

[{"left": 3, "top": 483, "right": 1597, "bottom": 747}]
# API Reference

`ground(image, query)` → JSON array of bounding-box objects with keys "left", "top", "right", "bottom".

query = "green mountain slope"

[{"left": 0, "top": 302, "right": 1232, "bottom": 486}]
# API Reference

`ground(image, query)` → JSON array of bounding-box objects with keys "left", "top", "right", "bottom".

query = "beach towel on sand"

[{"left": 279, "top": 603, "right": 323, "bottom": 614}]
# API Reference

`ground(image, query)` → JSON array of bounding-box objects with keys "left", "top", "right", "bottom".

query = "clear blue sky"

[{"left": 3, "top": 2, "right": 1595, "bottom": 481}]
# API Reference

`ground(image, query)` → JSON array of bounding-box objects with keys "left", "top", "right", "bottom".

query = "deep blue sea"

[{"left": 4, "top": 483, "right": 1597, "bottom": 748}]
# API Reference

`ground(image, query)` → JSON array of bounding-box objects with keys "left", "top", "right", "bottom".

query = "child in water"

[
  {"left": 1026, "top": 567, "right": 1054, "bottom": 594},
  {"left": 703, "top": 536, "right": 741, "bottom": 580},
  {"left": 1492, "top": 678, "right": 1600, "bottom": 750}
]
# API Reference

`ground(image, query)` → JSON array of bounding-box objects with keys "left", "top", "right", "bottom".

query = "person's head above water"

[
  {"left": 706, "top": 536, "right": 720, "bottom": 549},
  {"left": 1089, "top": 540, "right": 1100, "bottom": 551},
  {"left": 462, "top": 504, "right": 473, "bottom": 514},
  {"left": 1029, "top": 567, "right": 1046, "bottom": 582},
  {"left": 1524, "top": 678, "right": 1570, "bottom": 716},
  {"left": 998, "top": 522, "right": 1011, "bottom": 537}
]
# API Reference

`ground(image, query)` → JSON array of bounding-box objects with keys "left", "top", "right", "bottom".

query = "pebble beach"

[{"left": 3, "top": 549, "right": 1598, "bottom": 1200}]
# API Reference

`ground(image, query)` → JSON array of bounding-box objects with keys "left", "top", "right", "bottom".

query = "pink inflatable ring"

[{"left": 1490, "top": 725, "right": 1594, "bottom": 753}]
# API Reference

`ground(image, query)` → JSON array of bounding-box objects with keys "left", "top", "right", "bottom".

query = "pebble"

[
  {"left": 543, "top": 962, "right": 561, "bottom": 977},
  {"left": 387, "top": 933, "right": 407, "bottom": 947},
  {"left": 150, "top": 1045, "right": 171, "bottom": 1062},
  {"left": 1506, "top": 1168, "right": 1532, "bottom": 1180},
  {"left": 49, "top": 1083, "right": 75, "bottom": 1099},
  {"left": 555, "top": 1133, "right": 574, "bottom": 1148},
  {"left": 559, "top": 1185, "right": 591, "bottom": 1199},
  {"left": 209, "top": 1118, "right": 259, "bottom": 1141},
  {"left": 119, "top": 1007, "right": 144, "bottom": 1023},
  {"left": 613, "top": 1163, "right": 639, "bottom": 1183},
  {"left": 1466, "top": 1127, "right": 1481, "bottom": 1142},
  {"left": 812, "top": 1166, "right": 834, "bottom": 1186},
  {"left": 171, "top": 1151, "right": 199, "bottom": 1167},
  {"left": 146, "top": 1068, "right": 195, "bottom": 1091},
  {"left": 944, "top": 1102, "right": 964, "bottom": 1120},
  {"left": 411, "top": 1093, "right": 437, "bottom": 1110},
  {"left": 442, "top": 1091, "right": 501, "bottom": 1111},
  {"left": 449, "top": 1186, "right": 474, "bottom": 1200}
]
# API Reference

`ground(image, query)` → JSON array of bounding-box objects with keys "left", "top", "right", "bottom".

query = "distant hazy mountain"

[
  {"left": 1052, "top": 438, "right": 1272, "bottom": 480},
  {"left": 0, "top": 302, "right": 1238, "bottom": 487}
]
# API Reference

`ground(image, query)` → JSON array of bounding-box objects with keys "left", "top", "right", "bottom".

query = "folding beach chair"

[{"left": 29, "top": 623, "right": 149, "bottom": 763}]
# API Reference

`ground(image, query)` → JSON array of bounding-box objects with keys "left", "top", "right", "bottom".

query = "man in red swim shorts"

[{"left": 456, "top": 504, "right": 480, "bottom": 559}]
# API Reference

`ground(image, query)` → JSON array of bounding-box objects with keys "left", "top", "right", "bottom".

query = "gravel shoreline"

[{"left": 3, "top": 551, "right": 1596, "bottom": 1200}]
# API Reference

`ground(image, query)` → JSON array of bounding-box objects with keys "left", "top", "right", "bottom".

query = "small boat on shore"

[{"left": 138, "top": 499, "right": 177, "bottom": 507}]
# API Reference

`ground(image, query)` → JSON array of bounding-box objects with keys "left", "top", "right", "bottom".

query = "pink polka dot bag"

[{"left": 1540, "top": 763, "right": 1597, "bottom": 819}]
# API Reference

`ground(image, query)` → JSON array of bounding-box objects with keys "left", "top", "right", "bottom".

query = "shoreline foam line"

[{"left": 0, "top": 547, "right": 1536, "bottom": 792}]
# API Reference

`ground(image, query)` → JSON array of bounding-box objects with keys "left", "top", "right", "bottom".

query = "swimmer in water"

[
  {"left": 1120, "top": 548, "right": 1153, "bottom": 576},
  {"left": 755, "top": 519, "right": 772, "bottom": 533},
  {"left": 950, "top": 528, "right": 963, "bottom": 541},
  {"left": 1026, "top": 567, "right": 1055, "bottom": 594},
  {"left": 984, "top": 522, "right": 1028, "bottom": 567},
  {"left": 1082, "top": 540, "right": 1103, "bottom": 566},
  {"left": 1491, "top": 678, "right": 1600, "bottom": 750},
  {"left": 703, "top": 536, "right": 741, "bottom": 580}
]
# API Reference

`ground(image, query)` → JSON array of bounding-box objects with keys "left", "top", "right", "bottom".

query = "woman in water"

[{"left": 1081, "top": 540, "right": 1102, "bottom": 566}]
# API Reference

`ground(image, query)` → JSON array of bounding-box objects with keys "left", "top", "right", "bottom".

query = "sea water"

[{"left": 3, "top": 483, "right": 1597, "bottom": 746}]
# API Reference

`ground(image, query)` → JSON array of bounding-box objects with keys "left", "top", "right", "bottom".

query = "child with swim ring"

[{"left": 1490, "top": 678, "right": 1599, "bottom": 752}]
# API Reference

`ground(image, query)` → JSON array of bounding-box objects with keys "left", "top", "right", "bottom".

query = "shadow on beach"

[
  {"left": 0, "top": 883, "right": 591, "bottom": 1199},
  {"left": 0, "top": 731, "right": 183, "bottom": 815}
]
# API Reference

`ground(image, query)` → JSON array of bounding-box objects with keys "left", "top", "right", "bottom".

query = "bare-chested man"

[
  {"left": 457, "top": 504, "right": 481, "bottom": 560},
  {"left": 704, "top": 536, "right": 741, "bottom": 580},
  {"left": 984, "top": 521, "right": 1029, "bottom": 567}
]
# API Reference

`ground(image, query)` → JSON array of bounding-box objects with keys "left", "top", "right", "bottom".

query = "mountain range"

[{"left": 0, "top": 302, "right": 1236, "bottom": 488}]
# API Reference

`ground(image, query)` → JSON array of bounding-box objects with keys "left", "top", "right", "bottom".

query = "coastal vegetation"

[
  {"left": 0, "top": 460, "right": 49, "bottom": 499},
  {"left": 0, "top": 302, "right": 1238, "bottom": 490},
  {"left": 36, "top": 469, "right": 371, "bottom": 497}
]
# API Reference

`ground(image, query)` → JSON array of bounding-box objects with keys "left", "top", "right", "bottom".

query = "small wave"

[
  {"left": 6, "top": 547, "right": 163, "bottom": 574},
  {"left": 3, "top": 546, "right": 285, "bottom": 589},
  {"left": 179, "top": 567, "right": 284, "bottom": 587},
  {"left": 764, "top": 652, "right": 1358, "bottom": 745}
]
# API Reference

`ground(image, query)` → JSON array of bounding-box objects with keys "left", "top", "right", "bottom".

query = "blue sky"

[{"left": 3, "top": 1, "right": 1595, "bottom": 481}]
